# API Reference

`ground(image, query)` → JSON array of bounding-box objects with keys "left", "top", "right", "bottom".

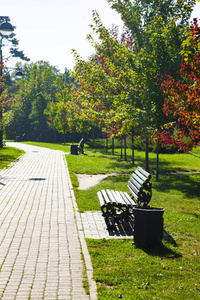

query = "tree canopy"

[
  {"left": 2, "top": 2, "right": 199, "bottom": 160},
  {"left": 155, "top": 18, "right": 200, "bottom": 151},
  {"left": 4, "top": 62, "right": 64, "bottom": 141}
]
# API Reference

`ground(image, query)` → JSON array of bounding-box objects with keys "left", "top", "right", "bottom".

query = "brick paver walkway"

[{"left": 0, "top": 143, "right": 90, "bottom": 300}]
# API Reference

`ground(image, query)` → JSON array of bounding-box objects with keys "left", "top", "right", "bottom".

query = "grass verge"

[{"left": 0, "top": 146, "right": 24, "bottom": 170}]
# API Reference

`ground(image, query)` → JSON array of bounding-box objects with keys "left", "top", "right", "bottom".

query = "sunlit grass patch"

[{"left": 0, "top": 146, "right": 24, "bottom": 170}]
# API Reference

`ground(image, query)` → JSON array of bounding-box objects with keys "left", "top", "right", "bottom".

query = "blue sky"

[{"left": 1, "top": 0, "right": 200, "bottom": 73}]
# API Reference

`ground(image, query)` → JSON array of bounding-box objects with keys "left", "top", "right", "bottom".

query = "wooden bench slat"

[
  {"left": 114, "top": 191, "right": 127, "bottom": 207},
  {"left": 128, "top": 184, "right": 139, "bottom": 201},
  {"left": 135, "top": 169, "right": 148, "bottom": 182},
  {"left": 121, "top": 192, "right": 136, "bottom": 207},
  {"left": 110, "top": 190, "right": 121, "bottom": 205},
  {"left": 129, "top": 176, "right": 142, "bottom": 192},
  {"left": 131, "top": 172, "right": 144, "bottom": 186},
  {"left": 118, "top": 191, "right": 132, "bottom": 207},
  {"left": 97, "top": 191, "right": 105, "bottom": 208},
  {"left": 101, "top": 189, "right": 113, "bottom": 206},
  {"left": 128, "top": 180, "right": 140, "bottom": 196},
  {"left": 106, "top": 189, "right": 117, "bottom": 206},
  {"left": 137, "top": 166, "right": 151, "bottom": 179}
]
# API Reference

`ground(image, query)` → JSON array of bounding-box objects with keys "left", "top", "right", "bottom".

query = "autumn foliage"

[
  {"left": 156, "top": 19, "right": 200, "bottom": 151},
  {"left": 0, "top": 63, "right": 15, "bottom": 128}
]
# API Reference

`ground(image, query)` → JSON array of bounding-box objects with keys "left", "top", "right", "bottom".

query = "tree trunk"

[
  {"left": 106, "top": 138, "right": 108, "bottom": 153},
  {"left": 132, "top": 127, "right": 134, "bottom": 166},
  {"left": 53, "top": 128, "right": 56, "bottom": 143},
  {"left": 145, "top": 134, "right": 149, "bottom": 172},
  {"left": 92, "top": 126, "right": 95, "bottom": 147},
  {"left": 112, "top": 138, "right": 114, "bottom": 155},
  {"left": 121, "top": 136, "right": 123, "bottom": 159},
  {"left": 156, "top": 143, "right": 159, "bottom": 181},
  {"left": 124, "top": 135, "right": 127, "bottom": 161}
]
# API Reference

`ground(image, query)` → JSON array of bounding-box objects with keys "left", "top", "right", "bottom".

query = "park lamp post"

[{"left": 0, "top": 17, "right": 23, "bottom": 148}]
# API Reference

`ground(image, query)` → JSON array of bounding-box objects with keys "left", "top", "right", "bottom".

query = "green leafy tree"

[
  {"left": 45, "top": 89, "right": 71, "bottom": 143},
  {"left": 0, "top": 18, "right": 29, "bottom": 147},
  {"left": 61, "top": 68, "right": 75, "bottom": 84},
  {"left": 3, "top": 100, "right": 23, "bottom": 140},
  {"left": 4, "top": 61, "right": 64, "bottom": 141},
  {"left": 0, "top": 63, "right": 16, "bottom": 139},
  {"left": 106, "top": 0, "right": 195, "bottom": 174},
  {"left": 73, "top": 18, "right": 139, "bottom": 138},
  {"left": 45, "top": 84, "right": 92, "bottom": 143}
]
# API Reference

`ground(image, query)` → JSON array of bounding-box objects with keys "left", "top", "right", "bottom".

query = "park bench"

[
  {"left": 97, "top": 166, "right": 152, "bottom": 223},
  {"left": 78, "top": 138, "right": 84, "bottom": 154},
  {"left": 70, "top": 138, "right": 85, "bottom": 155}
]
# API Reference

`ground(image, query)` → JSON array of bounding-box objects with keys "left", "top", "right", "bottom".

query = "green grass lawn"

[
  {"left": 66, "top": 146, "right": 200, "bottom": 213},
  {"left": 22, "top": 141, "right": 71, "bottom": 152},
  {"left": 0, "top": 146, "right": 24, "bottom": 170},
  {"left": 14, "top": 142, "right": 200, "bottom": 299}
]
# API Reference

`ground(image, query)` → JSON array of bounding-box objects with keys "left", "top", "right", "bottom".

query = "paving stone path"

[
  {"left": 80, "top": 211, "right": 134, "bottom": 239},
  {"left": 0, "top": 143, "right": 91, "bottom": 300}
]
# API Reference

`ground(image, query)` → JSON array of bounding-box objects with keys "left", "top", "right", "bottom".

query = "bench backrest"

[
  {"left": 79, "top": 138, "right": 84, "bottom": 150},
  {"left": 128, "top": 166, "right": 152, "bottom": 207}
]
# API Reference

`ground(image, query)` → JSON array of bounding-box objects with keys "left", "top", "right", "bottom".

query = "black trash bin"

[
  {"left": 70, "top": 144, "right": 78, "bottom": 155},
  {"left": 133, "top": 207, "right": 165, "bottom": 247},
  {"left": 16, "top": 136, "right": 20, "bottom": 142}
]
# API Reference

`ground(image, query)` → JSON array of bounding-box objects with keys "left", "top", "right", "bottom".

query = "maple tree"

[{"left": 155, "top": 18, "right": 200, "bottom": 152}]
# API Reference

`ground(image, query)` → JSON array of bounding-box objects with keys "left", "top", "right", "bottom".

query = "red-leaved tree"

[{"left": 155, "top": 18, "right": 200, "bottom": 152}]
